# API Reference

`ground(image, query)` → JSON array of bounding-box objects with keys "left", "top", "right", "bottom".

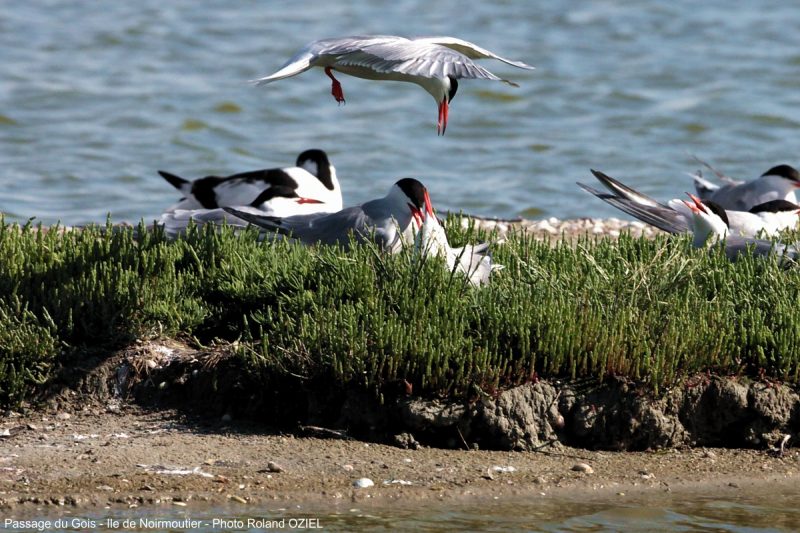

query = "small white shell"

[{"left": 352, "top": 478, "right": 374, "bottom": 488}]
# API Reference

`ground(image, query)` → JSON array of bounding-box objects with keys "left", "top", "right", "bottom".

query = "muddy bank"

[
  {"left": 1, "top": 339, "right": 799, "bottom": 511},
  {"left": 41, "top": 340, "right": 797, "bottom": 453}
]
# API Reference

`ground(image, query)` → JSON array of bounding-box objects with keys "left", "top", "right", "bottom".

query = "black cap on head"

[
  {"left": 395, "top": 178, "right": 428, "bottom": 209},
  {"left": 761, "top": 164, "right": 800, "bottom": 182},
  {"left": 448, "top": 77, "right": 458, "bottom": 102},
  {"left": 749, "top": 199, "right": 800, "bottom": 214},
  {"left": 704, "top": 201, "right": 730, "bottom": 227},
  {"left": 296, "top": 149, "right": 334, "bottom": 190}
]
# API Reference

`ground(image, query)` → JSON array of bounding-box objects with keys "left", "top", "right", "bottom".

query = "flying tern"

[{"left": 253, "top": 35, "right": 535, "bottom": 135}]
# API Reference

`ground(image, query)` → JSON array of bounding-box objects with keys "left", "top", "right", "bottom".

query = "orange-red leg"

[{"left": 325, "top": 67, "right": 345, "bottom": 105}]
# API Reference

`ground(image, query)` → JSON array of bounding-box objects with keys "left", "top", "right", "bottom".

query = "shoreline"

[
  {"left": 1, "top": 217, "right": 797, "bottom": 513},
  {"left": 1, "top": 407, "right": 798, "bottom": 512}
]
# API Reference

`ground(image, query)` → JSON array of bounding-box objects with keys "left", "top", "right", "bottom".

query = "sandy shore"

[{"left": 1, "top": 406, "right": 797, "bottom": 512}]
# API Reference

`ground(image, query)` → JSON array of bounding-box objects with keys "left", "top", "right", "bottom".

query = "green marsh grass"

[{"left": 0, "top": 216, "right": 798, "bottom": 407}]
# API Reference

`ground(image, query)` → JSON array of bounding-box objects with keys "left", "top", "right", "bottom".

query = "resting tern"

[
  {"left": 579, "top": 170, "right": 800, "bottom": 238},
  {"left": 413, "top": 211, "right": 502, "bottom": 286},
  {"left": 691, "top": 164, "right": 800, "bottom": 211},
  {"left": 682, "top": 194, "right": 799, "bottom": 264},
  {"left": 253, "top": 35, "right": 535, "bottom": 135},
  {"left": 159, "top": 149, "right": 340, "bottom": 213},
  {"left": 156, "top": 149, "right": 341, "bottom": 238},
  {"left": 223, "top": 178, "right": 435, "bottom": 253}
]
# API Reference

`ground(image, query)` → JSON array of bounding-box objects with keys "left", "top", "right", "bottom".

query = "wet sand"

[{"left": 1, "top": 407, "right": 796, "bottom": 511}]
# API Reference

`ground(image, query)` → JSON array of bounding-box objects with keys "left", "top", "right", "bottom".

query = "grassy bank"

[{"left": 1, "top": 217, "right": 799, "bottom": 409}]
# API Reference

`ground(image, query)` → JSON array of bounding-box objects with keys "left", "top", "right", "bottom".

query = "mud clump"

[{"left": 467, "top": 382, "right": 561, "bottom": 451}]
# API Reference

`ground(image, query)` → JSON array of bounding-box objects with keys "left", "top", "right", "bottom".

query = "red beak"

[
  {"left": 408, "top": 203, "right": 424, "bottom": 227},
  {"left": 437, "top": 100, "right": 449, "bottom": 136},
  {"left": 296, "top": 197, "right": 324, "bottom": 204},
  {"left": 687, "top": 193, "right": 707, "bottom": 213},
  {"left": 423, "top": 189, "right": 435, "bottom": 218}
]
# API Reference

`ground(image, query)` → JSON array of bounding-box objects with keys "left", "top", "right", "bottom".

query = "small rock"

[
  {"left": 221, "top": 413, "right": 232, "bottom": 423},
  {"left": 353, "top": 478, "right": 374, "bottom": 488},
  {"left": 26, "top": 423, "right": 38, "bottom": 431},
  {"left": 392, "top": 432, "right": 420, "bottom": 450},
  {"left": 55, "top": 413, "right": 71, "bottom": 421},
  {"left": 571, "top": 463, "right": 594, "bottom": 474},
  {"left": 228, "top": 495, "right": 247, "bottom": 504},
  {"left": 491, "top": 465, "right": 517, "bottom": 473},
  {"left": 702, "top": 450, "right": 717, "bottom": 460},
  {"left": 266, "top": 461, "right": 284, "bottom": 473},
  {"left": 342, "top": 464, "right": 354, "bottom": 472}
]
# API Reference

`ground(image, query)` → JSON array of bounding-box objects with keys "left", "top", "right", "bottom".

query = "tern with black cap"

[{"left": 253, "top": 35, "right": 534, "bottom": 135}]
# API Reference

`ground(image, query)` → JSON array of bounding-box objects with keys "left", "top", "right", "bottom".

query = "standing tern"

[
  {"left": 579, "top": 170, "right": 800, "bottom": 238},
  {"left": 253, "top": 35, "right": 535, "bottom": 135},
  {"left": 691, "top": 164, "right": 800, "bottom": 211},
  {"left": 156, "top": 149, "right": 341, "bottom": 238},
  {"left": 223, "top": 178, "right": 435, "bottom": 253}
]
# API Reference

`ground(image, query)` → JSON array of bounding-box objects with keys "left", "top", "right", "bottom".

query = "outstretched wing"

[
  {"left": 590, "top": 169, "right": 668, "bottom": 209},
  {"left": 252, "top": 44, "right": 318, "bottom": 85},
  {"left": 415, "top": 36, "right": 535, "bottom": 70},
  {"left": 252, "top": 36, "right": 400, "bottom": 85},
  {"left": 578, "top": 182, "right": 689, "bottom": 234}
]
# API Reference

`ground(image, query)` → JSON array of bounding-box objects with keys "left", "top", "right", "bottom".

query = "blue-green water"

[
  {"left": 3, "top": 1, "right": 800, "bottom": 225},
  {"left": 6, "top": 490, "right": 800, "bottom": 532}
]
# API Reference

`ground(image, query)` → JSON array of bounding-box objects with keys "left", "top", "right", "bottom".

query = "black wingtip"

[
  {"left": 222, "top": 207, "right": 284, "bottom": 229},
  {"left": 158, "top": 171, "right": 189, "bottom": 190}
]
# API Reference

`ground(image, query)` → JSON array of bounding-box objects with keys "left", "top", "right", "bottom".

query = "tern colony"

[
  {"left": 156, "top": 34, "right": 799, "bottom": 276},
  {"left": 157, "top": 35, "right": 538, "bottom": 285}
]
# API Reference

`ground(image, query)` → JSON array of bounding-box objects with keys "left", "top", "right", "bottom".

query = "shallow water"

[
  {"left": 7, "top": 490, "right": 800, "bottom": 532},
  {"left": 3, "top": 1, "right": 800, "bottom": 225}
]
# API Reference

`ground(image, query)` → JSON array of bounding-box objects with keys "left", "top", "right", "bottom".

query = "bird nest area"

[{"left": 1, "top": 217, "right": 799, "bottom": 439}]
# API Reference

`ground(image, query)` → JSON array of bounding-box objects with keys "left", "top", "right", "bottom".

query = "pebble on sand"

[
  {"left": 571, "top": 463, "right": 594, "bottom": 474},
  {"left": 266, "top": 461, "right": 285, "bottom": 473},
  {"left": 353, "top": 478, "right": 374, "bottom": 488}
]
